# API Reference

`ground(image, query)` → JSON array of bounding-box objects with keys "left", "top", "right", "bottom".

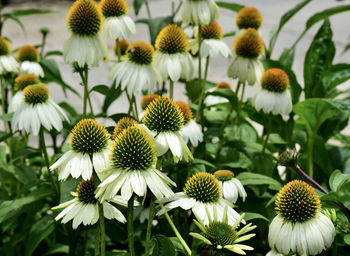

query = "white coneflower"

[
  {"left": 176, "top": 101, "right": 203, "bottom": 147},
  {"left": 63, "top": 0, "right": 108, "bottom": 67},
  {"left": 50, "top": 119, "right": 111, "bottom": 181},
  {"left": 268, "top": 180, "right": 335, "bottom": 256},
  {"left": 100, "top": 0, "right": 136, "bottom": 40},
  {"left": 53, "top": 178, "right": 126, "bottom": 229},
  {"left": 109, "top": 41, "right": 160, "bottom": 95},
  {"left": 113, "top": 39, "right": 129, "bottom": 57},
  {"left": 112, "top": 116, "right": 138, "bottom": 140},
  {"left": 96, "top": 126, "right": 176, "bottom": 202},
  {"left": 227, "top": 28, "right": 264, "bottom": 85},
  {"left": 139, "top": 94, "right": 160, "bottom": 119},
  {"left": 253, "top": 68, "right": 292, "bottom": 116},
  {"left": 142, "top": 96, "right": 193, "bottom": 162},
  {"left": 266, "top": 250, "right": 288, "bottom": 256},
  {"left": 12, "top": 84, "right": 68, "bottom": 135},
  {"left": 16, "top": 45, "right": 43, "bottom": 77},
  {"left": 190, "top": 206, "right": 255, "bottom": 254},
  {"left": 214, "top": 170, "right": 247, "bottom": 203},
  {"left": 154, "top": 24, "right": 194, "bottom": 83},
  {"left": 236, "top": 7, "right": 263, "bottom": 31},
  {"left": 157, "top": 172, "right": 242, "bottom": 226},
  {"left": 8, "top": 74, "right": 40, "bottom": 113},
  {"left": 180, "top": 0, "right": 219, "bottom": 26},
  {"left": 190, "top": 21, "right": 231, "bottom": 59},
  {"left": 0, "top": 36, "right": 19, "bottom": 75},
  {"left": 204, "top": 81, "right": 231, "bottom": 106}
]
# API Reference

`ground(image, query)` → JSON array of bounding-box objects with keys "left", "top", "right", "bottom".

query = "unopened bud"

[
  {"left": 278, "top": 148, "right": 299, "bottom": 167},
  {"left": 323, "top": 209, "right": 337, "bottom": 223}
]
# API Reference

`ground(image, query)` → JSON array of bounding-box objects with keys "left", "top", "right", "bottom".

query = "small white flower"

[
  {"left": 204, "top": 82, "right": 233, "bottom": 107},
  {"left": 64, "top": 0, "right": 108, "bottom": 67},
  {"left": 19, "top": 61, "right": 44, "bottom": 77},
  {"left": 157, "top": 172, "right": 242, "bottom": 226},
  {"left": 253, "top": 68, "right": 292, "bottom": 116},
  {"left": 53, "top": 179, "right": 126, "bottom": 229},
  {"left": 100, "top": 0, "right": 136, "bottom": 40},
  {"left": 12, "top": 84, "right": 68, "bottom": 136},
  {"left": 96, "top": 126, "right": 176, "bottom": 202},
  {"left": 50, "top": 119, "right": 111, "bottom": 181},
  {"left": 0, "top": 36, "right": 19, "bottom": 75},
  {"left": 16, "top": 45, "right": 43, "bottom": 77},
  {"left": 109, "top": 41, "right": 160, "bottom": 95},
  {"left": 268, "top": 180, "right": 335, "bottom": 256},
  {"left": 214, "top": 170, "right": 247, "bottom": 203},
  {"left": 180, "top": 0, "right": 219, "bottom": 26}
]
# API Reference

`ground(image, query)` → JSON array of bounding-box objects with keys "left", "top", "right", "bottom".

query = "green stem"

[
  {"left": 262, "top": 114, "right": 272, "bottom": 154},
  {"left": 94, "top": 220, "right": 100, "bottom": 256},
  {"left": 215, "top": 104, "right": 234, "bottom": 159},
  {"left": 99, "top": 204, "right": 106, "bottom": 256},
  {"left": 307, "top": 132, "right": 316, "bottom": 178},
  {"left": 169, "top": 80, "right": 174, "bottom": 99},
  {"left": 79, "top": 67, "right": 92, "bottom": 117},
  {"left": 132, "top": 95, "right": 139, "bottom": 120},
  {"left": 144, "top": 195, "right": 156, "bottom": 256},
  {"left": 40, "top": 33, "right": 47, "bottom": 59},
  {"left": 116, "top": 38, "right": 121, "bottom": 62},
  {"left": 196, "top": 56, "right": 210, "bottom": 128},
  {"left": 195, "top": 25, "right": 203, "bottom": 123},
  {"left": 145, "top": 0, "right": 152, "bottom": 19},
  {"left": 235, "top": 82, "right": 245, "bottom": 124},
  {"left": 164, "top": 211, "right": 191, "bottom": 256},
  {"left": 126, "top": 91, "right": 134, "bottom": 116},
  {"left": 39, "top": 128, "right": 50, "bottom": 169},
  {"left": 128, "top": 195, "right": 135, "bottom": 256},
  {"left": 1, "top": 77, "right": 8, "bottom": 133}
]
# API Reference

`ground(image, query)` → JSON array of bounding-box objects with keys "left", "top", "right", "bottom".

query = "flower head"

[
  {"left": 216, "top": 81, "right": 232, "bottom": 89},
  {"left": 155, "top": 24, "right": 190, "bottom": 54},
  {"left": 67, "top": 0, "right": 103, "bottom": 37},
  {"left": 114, "top": 39, "right": 129, "bottom": 56},
  {"left": 176, "top": 101, "right": 193, "bottom": 125},
  {"left": 112, "top": 117, "right": 138, "bottom": 140},
  {"left": 70, "top": 119, "right": 110, "bottom": 155},
  {"left": 261, "top": 68, "right": 290, "bottom": 93},
  {"left": 16, "top": 45, "right": 40, "bottom": 62},
  {"left": 127, "top": 41, "right": 155, "bottom": 65},
  {"left": 236, "top": 7, "right": 263, "bottom": 30},
  {"left": 199, "top": 21, "right": 223, "bottom": 40},
  {"left": 0, "top": 36, "right": 12, "bottom": 56},
  {"left": 23, "top": 84, "right": 49, "bottom": 105},
  {"left": 14, "top": 74, "right": 40, "bottom": 91},
  {"left": 233, "top": 28, "right": 264, "bottom": 59},
  {"left": 179, "top": 0, "right": 219, "bottom": 26},
  {"left": 100, "top": 0, "right": 128, "bottom": 17},
  {"left": 140, "top": 94, "right": 160, "bottom": 110},
  {"left": 214, "top": 170, "right": 247, "bottom": 203},
  {"left": 278, "top": 148, "right": 299, "bottom": 167}
]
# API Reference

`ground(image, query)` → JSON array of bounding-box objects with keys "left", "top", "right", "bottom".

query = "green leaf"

[
  {"left": 223, "top": 31, "right": 236, "bottom": 38},
  {"left": 103, "top": 82, "right": 122, "bottom": 112},
  {"left": 109, "top": 113, "right": 131, "bottom": 123},
  {"left": 40, "top": 59, "right": 80, "bottom": 96},
  {"left": 168, "top": 237, "right": 186, "bottom": 254},
  {"left": 293, "top": 98, "right": 341, "bottom": 136},
  {"left": 60, "top": 178, "right": 79, "bottom": 203},
  {"left": 136, "top": 16, "right": 173, "bottom": 45},
  {"left": 236, "top": 172, "right": 282, "bottom": 191},
  {"left": 0, "top": 186, "right": 54, "bottom": 224},
  {"left": 44, "top": 50, "right": 63, "bottom": 58},
  {"left": 0, "top": 113, "right": 13, "bottom": 121},
  {"left": 5, "top": 9, "right": 54, "bottom": 17},
  {"left": 3, "top": 13, "right": 25, "bottom": 33},
  {"left": 134, "top": 0, "right": 147, "bottom": 16},
  {"left": 304, "top": 19, "right": 334, "bottom": 98},
  {"left": 204, "top": 108, "right": 228, "bottom": 124},
  {"left": 59, "top": 102, "right": 78, "bottom": 117},
  {"left": 225, "top": 123, "right": 258, "bottom": 143},
  {"left": 262, "top": 59, "right": 302, "bottom": 104},
  {"left": 244, "top": 212, "right": 270, "bottom": 222},
  {"left": 279, "top": 47, "right": 295, "bottom": 69},
  {"left": 90, "top": 84, "right": 110, "bottom": 95},
  {"left": 220, "top": 150, "right": 252, "bottom": 170},
  {"left": 25, "top": 216, "right": 55, "bottom": 256},
  {"left": 322, "top": 63, "right": 350, "bottom": 97},
  {"left": 43, "top": 245, "right": 69, "bottom": 256},
  {"left": 152, "top": 235, "right": 175, "bottom": 256},
  {"left": 185, "top": 79, "right": 215, "bottom": 103},
  {"left": 216, "top": 2, "right": 244, "bottom": 12},
  {"left": 345, "top": 234, "right": 350, "bottom": 246},
  {"left": 270, "top": 0, "right": 311, "bottom": 51},
  {"left": 207, "top": 88, "right": 237, "bottom": 105},
  {"left": 329, "top": 170, "right": 350, "bottom": 192}
]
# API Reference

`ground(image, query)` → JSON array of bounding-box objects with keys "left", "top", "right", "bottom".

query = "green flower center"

[
  {"left": 16, "top": 45, "right": 40, "bottom": 62},
  {"left": 236, "top": 7, "right": 263, "bottom": 30},
  {"left": 199, "top": 21, "right": 223, "bottom": 40},
  {"left": 111, "top": 126, "right": 156, "bottom": 171},
  {"left": 184, "top": 172, "right": 221, "bottom": 203},
  {"left": 15, "top": 74, "right": 40, "bottom": 91},
  {"left": 275, "top": 180, "right": 321, "bottom": 223},
  {"left": 77, "top": 178, "right": 98, "bottom": 204},
  {"left": 67, "top": 0, "right": 102, "bottom": 37},
  {"left": 207, "top": 222, "right": 236, "bottom": 246},
  {"left": 261, "top": 68, "right": 290, "bottom": 93},
  {"left": 23, "top": 84, "right": 49, "bottom": 105},
  {"left": 214, "top": 170, "right": 234, "bottom": 182},
  {"left": 70, "top": 119, "right": 110, "bottom": 155},
  {"left": 100, "top": 0, "right": 128, "bottom": 17},
  {"left": 155, "top": 24, "right": 189, "bottom": 54},
  {"left": 176, "top": 101, "right": 193, "bottom": 125},
  {"left": 0, "top": 36, "right": 12, "bottom": 56},
  {"left": 233, "top": 28, "right": 264, "bottom": 58},
  {"left": 112, "top": 117, "right": 138, "bottom": 140},
  {"left": 127, "top": 41, "right": 155, "bottom": 65},
  {"left": 142, "top": 96, "right": 184, "bottom": 133}
]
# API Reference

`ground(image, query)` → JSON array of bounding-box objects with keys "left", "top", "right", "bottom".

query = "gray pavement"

[{"left": 2, "top": 0, "right": 350, "bottom": 133}]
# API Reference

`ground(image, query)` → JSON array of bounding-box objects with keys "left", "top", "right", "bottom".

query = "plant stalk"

[
  {"left": 307, "top": 132, "right": 316, "bottom": 178},
  {"left": 1, "top": 77, "right": 9, "bottom": 133},
  {"left": 116, "top": 38, "right": 121, "bottom": 62},
  {"left": 94, "top": 220, "right": 100, "bottom": 256},
  {"left": 99, "top": 205, "right": 106, "bottom": 256},
  {"left": 169, "top": 80, "right": 174, "bottom": 99},
  {"left": 128, "top": 195, "right": 135, "bottom": 256},
  {"left": 195, "top": 25, "right": 203, "bottom": 123},
  {"left": 144, "top": 195, "right": 156, "bottom": 256},
  {"left": 262, "top": 114, "right": 272, "bottom": 154},
  {"left": 235, "top": 81, "right": 245, "bottom": 124}
]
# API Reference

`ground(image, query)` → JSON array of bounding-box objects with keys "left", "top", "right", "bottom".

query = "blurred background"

[{"left": 1, "top": 0, "right": 350, "bottom": 131}]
